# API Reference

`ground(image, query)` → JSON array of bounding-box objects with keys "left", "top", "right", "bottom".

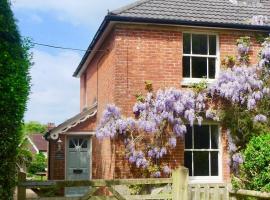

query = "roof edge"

[
  {"left": 110, "top": 0, "right": 152, "bottom": 15},
  {"left": 44, "top": 102, "right": 98, "bottom": 140},
  {"left": 73, "top": 15, "right": 270, "bottom": 77}
]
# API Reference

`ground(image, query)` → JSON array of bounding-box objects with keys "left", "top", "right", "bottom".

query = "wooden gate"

[{"left": 17, "top": 167, "right": 188, "bottom": 200}]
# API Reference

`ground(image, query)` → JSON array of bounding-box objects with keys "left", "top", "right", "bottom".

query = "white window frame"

[
  {"left": 182, "top": 32, "right": 220, "bottom": 86},
  {"left": 184, "top": 124, "right": 223, "bottom": 183}
]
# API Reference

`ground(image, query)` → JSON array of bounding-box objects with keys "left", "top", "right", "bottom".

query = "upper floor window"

[
  {"left": 183, "top": 33, "right": 218, "bottom": 84},
  {"left": 184, "top": 124, "right": 221, "bottom": 181}
]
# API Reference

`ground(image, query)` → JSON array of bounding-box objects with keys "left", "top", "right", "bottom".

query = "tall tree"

[{"left": 0, "top": 0, "right": 31, "bottom": 198}]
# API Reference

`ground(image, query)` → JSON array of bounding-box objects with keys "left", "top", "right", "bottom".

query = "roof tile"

[{"left": 111, "top": 0, "right": 270, "bottom": 26}]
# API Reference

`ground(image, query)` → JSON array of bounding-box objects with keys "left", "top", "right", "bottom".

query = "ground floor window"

[{"left": 184, "top": 124, "right": 220, "bottom": 178}]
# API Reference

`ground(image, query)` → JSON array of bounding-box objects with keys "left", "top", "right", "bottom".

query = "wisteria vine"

[{"left": 96, "top": 36, "right": 270, "bottom": 177}]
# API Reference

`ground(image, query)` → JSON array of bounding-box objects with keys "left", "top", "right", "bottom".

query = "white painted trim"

[
  {"left": 181, "top": 32, "right": 220, "bottom": 86},
  {"left": 89, "top": 136, "right": 92, "bottom": 180},
  {"left": 181, "top": 78, "right": 216, "bottom": 86},
  {"left": 185, "top": 124, "right": 223, "bottom": 183},
  {"left": 66, "top": 132, "right": 95, "bottom": 136},
  {"left": 26, "top": 136, "right": 39, "bottom": 154}
]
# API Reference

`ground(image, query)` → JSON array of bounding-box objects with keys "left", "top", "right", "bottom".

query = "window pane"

[
  {"left": 183, "top": 33, "right": 191, "bottom": 54},
  {"left": 211, "top": 125, "right": 219, "bottom": 149},
  {"left": 184, "top": 151, "right": 192, "bottom": 176},
  {"left": 194, "top": 151, "right": 209, "bottom": 176},
  {"left": 183, "top": 56, "right": 190, "bottom": 78},
  {"left": 192, "top": 34, "right": 207, "bottom": 54},
  {"left": 69, "top": 140, "right": 75, "bottom": 148},
  {"left": 208, "top": 58, "right": 216, "bottom": 79},
  {"left": 194, "top": 125, "right": 210, "bottom": 149},
  {"left": 211, "top": 151, "right": 219, "bottom": 176},
  {"left": 192, "top": 57, "right": 207, "bottom": 78},
  {"left": 185, "top": 125, "right": 192, "bottom": 149},
  {"left": 81, "top": 140, "right": 88, "bottom": 148},
  {"left": 209, "top": 35, "right": 217, "bottom": 55}
]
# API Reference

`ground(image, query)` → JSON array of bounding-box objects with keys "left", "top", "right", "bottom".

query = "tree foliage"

[
  {"left": 0, "top": 0, "right": 31, "bottom": 198},
  {"left": 23, "top": 121, "right": 47, "bottom": 135},
  {"left": 28, "top": 153, "right": 47, "bottom": 175},
  {"left": 233, "top": 133, "right": 270, "bottom": 192}
]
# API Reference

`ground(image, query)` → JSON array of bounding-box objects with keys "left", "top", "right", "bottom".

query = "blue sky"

[{"left": 11, "top": 0, "right": 134, "bottom": 125}]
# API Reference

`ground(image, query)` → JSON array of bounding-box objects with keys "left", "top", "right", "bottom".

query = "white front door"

[{"left": 65, "top": 136, "right": 91, "bottom": 197}]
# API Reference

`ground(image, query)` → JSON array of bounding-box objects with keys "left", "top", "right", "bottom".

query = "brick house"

[{"left": 44, "top": 0, "right": 270, "bottom": 196}]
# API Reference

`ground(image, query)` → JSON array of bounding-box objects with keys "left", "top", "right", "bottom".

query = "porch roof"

[{"left": 44, "top": 102, "right": 97, "bottom": 140}]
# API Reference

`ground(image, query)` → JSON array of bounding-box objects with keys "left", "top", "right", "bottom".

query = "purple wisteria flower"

[
  {"left": 254, "top": 114, "right": 267, "bottom": 123},
  {"left": 168, "top": 137, "right": 177, "bottom": 148},
  {"left": 163, "top": 165, "right": 172, "bottom": 174},
  {"left": 173, "top": 123, "right": 187, "bottom": 137},
  {"left": 227, "top": 130, "right": 237, "bottom": 153},
  {"left": 237, "top": 43, "right": 249, "bottom": 55},
  {"left": 251, "top": 15, "right": 268, "bottom": 26},
  {"left": 152, "top": 171, "right": 161, "bottom": 178},
  {"left": 232, "top": 153, "right": 244, "bottom": 174}
]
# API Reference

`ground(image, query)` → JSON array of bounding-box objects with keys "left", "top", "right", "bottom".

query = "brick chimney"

[{"left": 47, "top": 122, "right": 55, "bottom": 131}]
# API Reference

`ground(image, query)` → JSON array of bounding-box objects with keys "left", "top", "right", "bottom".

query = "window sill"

[
  {"left": 189, "top": 176, "right": 223, "bottom": 184},
  {"left": 181, "top": 78, "right": 216, "bottom": 86}
]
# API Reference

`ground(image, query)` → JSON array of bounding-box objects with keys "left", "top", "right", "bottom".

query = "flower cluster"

[
  {"left": 209, "top": 66, "right": 265, "bottom": 111},
  {"left": 251, "top": 15, "right": 268, "bottom": 26},
  {"left": 259, "top": 39, "right": 270, "bottom": 69},
  {"left": 96, "top": 37, "right": 270, "bottom": 177},
  {"left": 231, "top": 153, "right": 244, "bottom": 175},
  {"left": 96, "top": 87, "right": 207, "bottom": 176}
]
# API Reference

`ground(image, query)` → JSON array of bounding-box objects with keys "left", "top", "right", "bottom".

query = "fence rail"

[
  {"left": 17, "top": 167, "right": 188, "bottom": 200},
  {"left": 188, "top": 183, "right": 228, "bottom": 200},
  {"left": 17, "top": 168, "right": 270, "bottom": 200},
  {"left": 229, "top": 189, "right": 270, "bottom": 199}
]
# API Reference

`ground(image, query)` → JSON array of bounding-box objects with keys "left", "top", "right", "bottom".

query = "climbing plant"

[
  {"left": 96, "top": 36, "right": 270, "bottom": 179},
  {"left": 0, "top": 0, "right": 31, "bottom": 198}
]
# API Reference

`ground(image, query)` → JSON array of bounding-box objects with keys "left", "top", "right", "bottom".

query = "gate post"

[
  {"left": 172, "top": 167, "right": 189, "bottom": 200},
  {"left": 17, "top": 171, "right": 26, "bottom": 200}
]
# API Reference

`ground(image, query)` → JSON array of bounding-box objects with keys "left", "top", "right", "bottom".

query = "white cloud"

[
  {"left": 12, "top": 0, "right": 134, "bottom": 27},
  {"left": 25, "top": 49, "right": 81, "bottom": 124}
]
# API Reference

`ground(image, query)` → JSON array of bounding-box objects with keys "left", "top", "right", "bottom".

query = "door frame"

[{"left": 65, "top": 133, "right": 93, "bottom": 180}]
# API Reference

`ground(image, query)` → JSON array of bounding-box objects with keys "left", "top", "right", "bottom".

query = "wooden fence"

[
  {"left": 17, "top": 167, "right": 188, "bottom": 200},
  {"left": 17, "top": 167, "right": 270, "bottom": 200},
  {"left": 229, "top": 189, "right": 270, "bottom": 199},
  {"left": 188, "top": 183, "right": 229, "bottom": 200}
]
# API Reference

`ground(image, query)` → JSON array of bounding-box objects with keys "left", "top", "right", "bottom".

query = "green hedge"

[
  {"left": 241, "top": 133, "right": 270, "bottom": 192},
  {"left": 0, "top": 0, "right": 31, "bottom": 198}
]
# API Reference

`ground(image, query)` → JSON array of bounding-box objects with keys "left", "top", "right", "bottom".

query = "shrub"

[
  {"left": 241, "top": 133, "right": 270, "bottom": 192},
  {"left": 0, "top": 0, "right": 31, "bottom": 198},
  {"left": 28, "top": 153, "right": 47, "bottom": 175}
]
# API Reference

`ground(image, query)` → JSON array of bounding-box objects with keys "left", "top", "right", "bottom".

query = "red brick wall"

[
  {"left": 68, "top": 24, "right": 263, "bottom": 181},
  {"left": 110, "top": 24, "right": 262, "bottom": 181},
  {"left": 48, "top": 135, "right": 65, "bottom": 180}
]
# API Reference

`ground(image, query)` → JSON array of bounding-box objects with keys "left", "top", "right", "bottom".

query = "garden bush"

[
  {"left": 28, "top": 153, "right": 47, "bottom": 175},
  {"left": 240, "top": 133, "right": 270, "bottom": 192}
]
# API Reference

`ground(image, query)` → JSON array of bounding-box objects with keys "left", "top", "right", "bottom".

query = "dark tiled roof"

[
  {"left": 73, "top": 0, "right": 270, "bottom": 77},
  {"left": 110, "top": 0, "right": 270, "bottom": 26},
  {"left": 28, "top": 134, "right": 48, "bottom": 152}
]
